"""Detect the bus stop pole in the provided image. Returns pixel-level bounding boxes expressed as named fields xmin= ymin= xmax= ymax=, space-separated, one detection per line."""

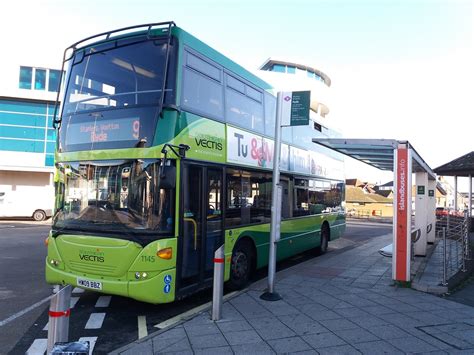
xmin=47 ymin=285 xmax=72 ymax=354
xmin=212 ymin=245 xmax=225 ymax=321
xmin=261 ymin=92 xmax=283 ymax=302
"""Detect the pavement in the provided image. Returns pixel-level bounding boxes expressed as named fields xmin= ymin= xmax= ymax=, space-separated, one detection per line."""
xmin=111 ymin=233 xmax=474 ymax=354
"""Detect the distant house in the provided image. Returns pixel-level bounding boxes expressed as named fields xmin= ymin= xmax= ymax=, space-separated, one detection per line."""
xmin=345 ymin=179 xmax=393 ymax=217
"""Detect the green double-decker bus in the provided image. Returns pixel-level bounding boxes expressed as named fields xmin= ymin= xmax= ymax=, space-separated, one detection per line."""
xmin=46 ymin=22 xmax=346 ymax=304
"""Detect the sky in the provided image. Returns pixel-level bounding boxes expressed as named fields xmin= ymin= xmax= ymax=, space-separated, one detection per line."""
xmin=3 ymin=0 xmax=473 ymax=189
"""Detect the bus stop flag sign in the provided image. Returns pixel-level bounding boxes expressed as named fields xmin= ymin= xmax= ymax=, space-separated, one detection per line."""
xmin=281 ymin=91 xmax=311 ymax=126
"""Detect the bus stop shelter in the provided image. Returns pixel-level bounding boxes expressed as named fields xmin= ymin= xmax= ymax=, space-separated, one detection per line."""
xmin=434 ymin=151 xmax=474 ymax=217
xmin=313 ymin=139 xmax=437 ymax=283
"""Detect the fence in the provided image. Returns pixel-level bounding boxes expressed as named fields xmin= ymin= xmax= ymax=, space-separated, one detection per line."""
xmin=348 ymin=209 xmax=383 ymax=218
xmin=435 ymin=210 xmax=471 ymax=285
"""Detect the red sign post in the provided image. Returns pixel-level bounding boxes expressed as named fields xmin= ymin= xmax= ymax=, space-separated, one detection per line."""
xmin=393 ymin=145 xmax=411 ymax=282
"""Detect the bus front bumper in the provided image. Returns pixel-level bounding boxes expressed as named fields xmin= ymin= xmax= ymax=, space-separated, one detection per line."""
xmin=45 ymin=259 xmax=176 ymax=304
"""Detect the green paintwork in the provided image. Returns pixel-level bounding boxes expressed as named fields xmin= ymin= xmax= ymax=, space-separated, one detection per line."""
xmin=222 ymin=213 xmax=346 ymax=281
xmin=55 ymin=113 xmax=225 ymax=164
xmin=169 ymin=113 xmax=226 ymax=163
xmin=46 ymin=233 xmax=178 ymax=304
xmin=49 ymin=23 xmax=346 ymax=304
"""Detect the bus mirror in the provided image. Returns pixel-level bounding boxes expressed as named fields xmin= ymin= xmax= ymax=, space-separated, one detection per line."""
xmin=159 ymin=166 xmax=176 ymax=189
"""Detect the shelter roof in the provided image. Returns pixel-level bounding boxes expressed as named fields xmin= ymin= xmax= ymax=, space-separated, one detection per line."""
xmin=313 ymin=138 xmax=436 ymax=180
xmin=434 ymin=152 xmax=474 ymax=177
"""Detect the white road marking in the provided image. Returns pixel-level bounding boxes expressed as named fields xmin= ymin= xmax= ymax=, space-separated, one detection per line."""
xmin=138 ymin=315 xmax=148 ymax=339
xmin=0 ymin=294 xmax=53 ymax=327
xmin=70 ymin=296 xmax=80 ymax=308
xmin=72 ymin=287 xmax=85 ymax=294
xmin=154 ymin=291 xmax=239 ymax=329
xmin=26 ymin=338 xmax=47 ymax=354
xmin=43 ymin=322 xmax=48 ymax=331
xmin=95 ymin=295 xmax=111 ymax=308
xmin=78 ymin=336 xmax=98 ymax=355
xmin=85 ymin=313 xmax=106 ymax=329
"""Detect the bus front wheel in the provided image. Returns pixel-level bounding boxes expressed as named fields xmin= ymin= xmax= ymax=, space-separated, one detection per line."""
xmin=228 ymin=240 xmax=253 ymax=290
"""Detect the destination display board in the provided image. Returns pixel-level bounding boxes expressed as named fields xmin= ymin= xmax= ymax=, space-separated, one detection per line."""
xmin=65 ymin=117 xmax=140 ymax=145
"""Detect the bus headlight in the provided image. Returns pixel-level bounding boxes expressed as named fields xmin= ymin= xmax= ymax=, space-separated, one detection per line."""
xmin=50 ymin=259 xmax=59 ymax=267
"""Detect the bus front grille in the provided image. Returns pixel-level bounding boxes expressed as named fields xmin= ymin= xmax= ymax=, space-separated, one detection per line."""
xmin=68 ymin=261 xmax=118 ymax=276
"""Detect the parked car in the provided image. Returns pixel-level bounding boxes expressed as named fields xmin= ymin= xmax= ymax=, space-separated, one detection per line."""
xmin=0 ymin=190 xmax=53 ymax=221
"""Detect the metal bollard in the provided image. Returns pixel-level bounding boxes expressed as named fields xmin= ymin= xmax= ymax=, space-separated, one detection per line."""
xmin=442 ymin=227 xmax=447 ymax=286
xmin=212 ymin=245 xmax=225 ymax=321
xmin=47 ymin=285 xmax=72 ymax=354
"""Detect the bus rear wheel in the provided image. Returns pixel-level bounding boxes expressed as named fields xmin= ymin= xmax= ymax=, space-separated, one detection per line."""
xmin=317 ymin=224 xmax=329 ymax=255
xmin=228 ymin=240 xmax=253 ymax=290
xmin=33 ymin=210 xmax=46 ymax=221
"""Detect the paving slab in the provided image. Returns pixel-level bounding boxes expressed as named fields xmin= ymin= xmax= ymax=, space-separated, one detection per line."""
xmin=111 ymin=233 xmax=474 ymax=354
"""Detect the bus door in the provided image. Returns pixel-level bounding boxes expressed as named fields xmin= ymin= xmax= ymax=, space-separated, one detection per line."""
xmin=177 ymin=163 xmax=223 ymax=295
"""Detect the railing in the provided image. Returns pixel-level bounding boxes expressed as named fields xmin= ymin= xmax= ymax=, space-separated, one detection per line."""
xmin=348 ymin=209 xmax=383 ymax=218
xmin=434 ymin=210 xmax=471 ymax=285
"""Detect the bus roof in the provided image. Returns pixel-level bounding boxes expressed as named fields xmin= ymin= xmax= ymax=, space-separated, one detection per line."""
xmin=64 ymin=22 xmax=273 ymax=93
xmin=171 ymin=26 xmax=273 ymax=92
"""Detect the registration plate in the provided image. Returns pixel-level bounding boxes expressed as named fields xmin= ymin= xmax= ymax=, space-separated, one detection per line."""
xmin=77 ymin=277 xmax=102 ymax=290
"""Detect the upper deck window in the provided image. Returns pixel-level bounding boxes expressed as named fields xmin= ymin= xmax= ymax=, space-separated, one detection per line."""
xmin=181 ymin=50 xmax=224 ymax=121
xmin=59 ymin=37 xmax=177 ymax=152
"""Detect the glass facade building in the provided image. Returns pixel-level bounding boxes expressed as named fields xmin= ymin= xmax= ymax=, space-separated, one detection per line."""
xmin=0 ymin=98 xmax=56 ymax=167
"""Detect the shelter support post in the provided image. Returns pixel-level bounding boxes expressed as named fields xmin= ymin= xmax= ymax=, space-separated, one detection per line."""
xmin=454 ymin=176 xmax=458 ymax=210
xmin=392 ymin=144 xmax=412 ymax=283
xmin=414 ymin=172 xmax=428 ymax=256
xmin=427 ymin=179 xmax=436 ymax=243
xmin=469 ymin=174 xmax=472 ymax=218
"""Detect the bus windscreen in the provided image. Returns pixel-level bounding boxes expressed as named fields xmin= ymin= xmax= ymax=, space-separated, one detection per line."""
xmin=53 ymin=159 xmax=175 ymax=240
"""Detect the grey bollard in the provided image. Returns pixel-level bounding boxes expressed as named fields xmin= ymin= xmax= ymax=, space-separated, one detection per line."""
xmin=47 ymin=285 xmax=72 ymax=354
xmin=212 ymin=245 xmax=225 ymax=321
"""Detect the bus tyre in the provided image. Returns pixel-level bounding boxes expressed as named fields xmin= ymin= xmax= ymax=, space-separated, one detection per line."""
xmin=33 ymin=210 xmax=46 ymax=221
xmin=317 ymin=225 xmax=329 ymax=255
xmin=228 ymin=240 xmax=253 ymax=290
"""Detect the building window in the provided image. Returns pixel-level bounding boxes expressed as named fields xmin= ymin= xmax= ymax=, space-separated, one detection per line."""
xmin=287 ymin=66 xmax=296 ymax=74
xmin=48 ymin=70 xmax=61 ymax=92
xmin=271 ymin=64 xmax=285 ymax=73
xmin=34 ymin=69 xmax=46 ymax=90
xmin=19 ymin=66 xmax=33 ymax=89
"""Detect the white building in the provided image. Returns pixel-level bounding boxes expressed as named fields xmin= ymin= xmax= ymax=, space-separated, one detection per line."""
xmin=0 ymin=63 xmax=61 ymax=220
xmin=257 ymin=58 xmax=337 ymax=138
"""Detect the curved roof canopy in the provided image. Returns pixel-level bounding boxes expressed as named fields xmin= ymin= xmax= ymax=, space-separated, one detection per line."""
xmin=259 ymin=58 xmax=331 ymax=86
xmin=434 ymin=152 xmax=474 ymax=177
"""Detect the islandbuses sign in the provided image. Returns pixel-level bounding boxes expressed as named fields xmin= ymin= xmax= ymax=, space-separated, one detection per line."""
xmin=395 ymin=147 xmax=410 ymax=282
